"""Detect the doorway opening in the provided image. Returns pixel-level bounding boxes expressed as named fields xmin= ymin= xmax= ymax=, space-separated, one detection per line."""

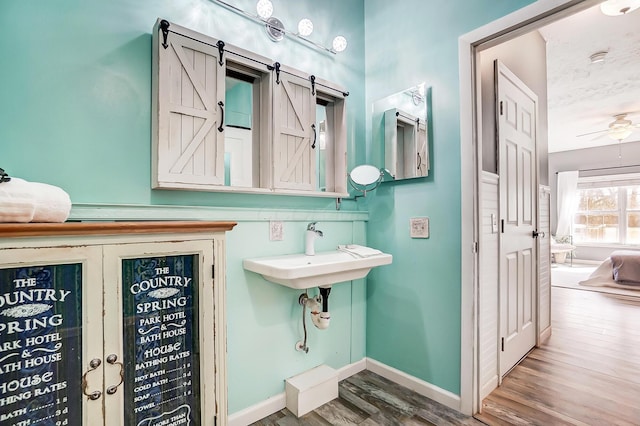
xmin=459 ymin=0 xmax=604 ymax=416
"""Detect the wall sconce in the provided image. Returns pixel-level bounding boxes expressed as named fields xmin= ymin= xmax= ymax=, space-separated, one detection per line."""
xmin=211 ymin=0 xmax=347 ymax=54
xmin=600 ymin=0 xmax=640 ymax=16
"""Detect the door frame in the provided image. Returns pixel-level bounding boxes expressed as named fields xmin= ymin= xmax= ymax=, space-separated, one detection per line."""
xmin=458 ymin=0 xmax=601 ymax=415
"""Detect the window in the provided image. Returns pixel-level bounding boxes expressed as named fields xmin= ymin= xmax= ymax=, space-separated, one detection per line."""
xmin=573 ymin=176 xmax=640 ymax=245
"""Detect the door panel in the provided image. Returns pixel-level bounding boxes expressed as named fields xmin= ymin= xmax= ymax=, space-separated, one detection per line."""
xmin=155 ymin=30 xmax=225 ymax=187
xmin=273 ymin=72 xmax=316 ymax=190
xmin=497 ymin=60 xmax=538 ymax=377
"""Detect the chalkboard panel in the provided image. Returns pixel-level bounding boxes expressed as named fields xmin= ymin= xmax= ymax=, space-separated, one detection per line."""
xmin=122 ymin=255 xmax=200 ymax=426
xmin=0 ymin=264 xmax=83 ymax=426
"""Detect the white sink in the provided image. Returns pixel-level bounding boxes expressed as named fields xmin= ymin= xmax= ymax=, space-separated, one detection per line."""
xmin=243 ymin=249 xmax=392 ymax=289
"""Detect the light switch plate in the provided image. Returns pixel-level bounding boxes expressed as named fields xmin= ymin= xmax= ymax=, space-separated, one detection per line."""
xmin=270 ymin=221 xmax=284 ymax=241
xmin=410 ymin=217 xmax=429 ymax=238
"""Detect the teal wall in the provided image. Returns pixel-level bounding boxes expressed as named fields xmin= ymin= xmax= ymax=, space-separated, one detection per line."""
xmin=0 ymin=0 xmax=365 ymax=210
xmin=363 ymin=0 xmax=534 ymax=395
xmin=0 ymin=0 xmax=367 ymax=415
xmin=225 ymin=81 xmax=253 ymax=129
xmin=0 ymin=0 xmax=542 ymax=416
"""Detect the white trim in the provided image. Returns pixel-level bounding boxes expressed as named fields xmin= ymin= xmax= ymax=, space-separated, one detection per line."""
xmin=481 ymin=171 xmax=499 ymax=184
xmin=365 ymin=358 xmax=461 ymax=411
xmin=227 ymin=358 xmax=366 ymax=426
xmin=70 ymin=203 xmax=368 ymax=222
xmin=228 ymin=392 xmax=286 ymax=426
xmin=227 ymin=358 xmax=461 ymax=424
xmin=337 ymin=357 xmax=367 ymax=381
xmin=459 ymin=0 xmax=602 ymax=416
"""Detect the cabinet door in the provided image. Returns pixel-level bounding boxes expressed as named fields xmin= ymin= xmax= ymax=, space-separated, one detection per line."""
xmin=0 ymin=246 xmax=103 ymax=426
xmin=102 ymin=241 xmax=217 ymax=425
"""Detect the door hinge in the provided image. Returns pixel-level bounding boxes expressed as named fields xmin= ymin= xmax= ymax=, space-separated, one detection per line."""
xmin=501 ymin=337 xmax=505 ymax=352
xmin=212 ymin=264 xmax=215 ymax=279
xmin=499 ymin=101 xmax=504 ymax=116
xmin=473 ymin=241 xmax=479 ymax=253
xmin=501 ymin=219 xmax=505 ymax=233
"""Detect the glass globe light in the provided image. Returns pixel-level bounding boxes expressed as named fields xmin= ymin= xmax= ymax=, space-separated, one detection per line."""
xmin=600 ymin=0 xmax=640 ymax=16
xmin=332 ymin=35 xmax=347 ymax=52
xmin=298 ymin=18 xmax=313 ymax=36
xmin=256 ymin=0 xmax=273 ymax=19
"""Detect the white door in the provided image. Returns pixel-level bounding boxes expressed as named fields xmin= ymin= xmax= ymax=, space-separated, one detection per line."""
xmin=225 ymin=126 xmax=253 ymax=188
xmin=496 ymin=60 xmax=538 ymax=377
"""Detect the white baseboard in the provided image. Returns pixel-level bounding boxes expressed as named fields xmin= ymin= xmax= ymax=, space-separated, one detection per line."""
xmin=228 ymin=392 xmax=286 ymax=426
xmin=337 ymin=358 xmax=367 ymax=381
xmin=228 ymin=357 xmax=460 ymax=425
xmin=366 ymin=358 xmax=461 ymax=411
xmin=228 ymin=358 xmax=366 ymax=426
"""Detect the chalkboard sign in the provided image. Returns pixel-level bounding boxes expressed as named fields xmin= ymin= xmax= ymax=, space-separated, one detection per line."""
xmin=0 ymin=264 xmax=83 ymax=426
xmin=122 ymin=255 xmax=200 ymax=426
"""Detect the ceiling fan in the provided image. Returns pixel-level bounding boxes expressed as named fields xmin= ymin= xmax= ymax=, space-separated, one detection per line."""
xmin=577 ymin=113 xmax=640 ymax=142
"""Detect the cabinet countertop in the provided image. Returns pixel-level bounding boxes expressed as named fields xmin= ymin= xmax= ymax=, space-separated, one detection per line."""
xmin=0 ymin=221 xmax=237 ymax=238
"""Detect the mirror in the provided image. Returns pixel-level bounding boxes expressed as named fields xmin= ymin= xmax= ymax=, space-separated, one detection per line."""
xmin=372 ymin=83 xmax=430 ymax=180
xmin=336 ymin=164 xmax=386 ymax=210
xmin=350 ymin=164 xmax=382 ymax=186
xmin=224 ymin=75 xmax=254 ymax=188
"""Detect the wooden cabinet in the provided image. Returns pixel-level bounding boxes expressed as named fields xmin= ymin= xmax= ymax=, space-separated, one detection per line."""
xmin=0 ymin=221 xmax=235 ymax=425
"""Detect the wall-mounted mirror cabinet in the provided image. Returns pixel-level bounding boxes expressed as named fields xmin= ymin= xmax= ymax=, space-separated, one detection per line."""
xmin=151 ymin=19 xmax=348 ymax=198
xmin=372 ymin=83 xmax=430 ymax=180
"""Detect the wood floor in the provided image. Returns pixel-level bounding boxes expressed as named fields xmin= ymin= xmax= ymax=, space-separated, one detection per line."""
xmin=252 ymin=286 xmax=640 ymax=425
xmin=476 ymin=286 xmax=640 ymax=425
xmin=251 ymin=369 xmax=482 ymax=425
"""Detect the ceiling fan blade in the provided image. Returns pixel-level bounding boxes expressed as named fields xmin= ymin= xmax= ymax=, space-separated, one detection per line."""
xmin=576 ymin=128 xmax=609 ymax=137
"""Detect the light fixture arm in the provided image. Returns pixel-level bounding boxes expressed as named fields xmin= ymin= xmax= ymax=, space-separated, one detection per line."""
xmin=210 ymin=0 xmax=342 ymax=55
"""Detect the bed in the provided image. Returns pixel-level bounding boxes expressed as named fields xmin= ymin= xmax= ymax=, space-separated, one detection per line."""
xmin=579 ymin=250 xmax=640 ymax=289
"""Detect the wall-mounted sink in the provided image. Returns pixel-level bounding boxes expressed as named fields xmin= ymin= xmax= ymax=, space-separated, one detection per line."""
xmin=243 ymin=247 xmax=392 ymax=289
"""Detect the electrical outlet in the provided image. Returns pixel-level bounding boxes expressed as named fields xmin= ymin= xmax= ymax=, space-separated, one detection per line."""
xmin=269 ymin=221 xmax=284 ymax=241
xmin=410 ymin=217 xmax=429 ymax=238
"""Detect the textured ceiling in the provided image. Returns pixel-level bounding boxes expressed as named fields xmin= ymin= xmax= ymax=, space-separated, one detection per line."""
xmin=539 ymin=4 xmax=640 ymax=153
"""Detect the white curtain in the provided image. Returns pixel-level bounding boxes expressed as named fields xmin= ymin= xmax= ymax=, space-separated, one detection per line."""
xmin=556 ymin=171 xmax=579 ymax=236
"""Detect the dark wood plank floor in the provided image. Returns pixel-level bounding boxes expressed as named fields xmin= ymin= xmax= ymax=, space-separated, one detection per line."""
xmin=251 ymin=369 xmax=482 ymax=425
xmin=476 ymin=287 xmax=640 ymax=425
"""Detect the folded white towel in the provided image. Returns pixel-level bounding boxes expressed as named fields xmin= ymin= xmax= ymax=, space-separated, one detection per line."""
xmin=337 ymin=244 xmax=383 ymax=258
xmin=0 ymin=177 xmax=71 ymax=223
xmin=0 ymin=178 xmax=36 ymax=223
xmin=30 ymin=181 xmax=72 ymax=223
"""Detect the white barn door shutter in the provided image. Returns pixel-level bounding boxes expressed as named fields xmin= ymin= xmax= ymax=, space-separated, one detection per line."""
xmin=153 ymin=29 xmax=225 ymax=189
xmin=272 ymin=72 xmax=316 ymax=190
xmin=417 ymin=121 xmax=429 ymax=177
